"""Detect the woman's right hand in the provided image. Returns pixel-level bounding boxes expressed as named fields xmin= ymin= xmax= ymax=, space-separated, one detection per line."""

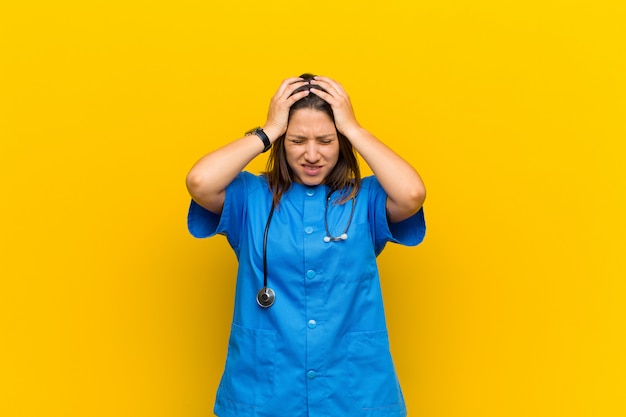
xmin=263 ymin=77 xmax=310 ymax=141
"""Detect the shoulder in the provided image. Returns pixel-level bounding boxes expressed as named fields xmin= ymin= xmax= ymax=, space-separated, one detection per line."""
xmin=235 ymin=171 xmax=266 ymax=185
xmin=359 ymin=175 xmax=383 ymax=194
xmin=223 ymin=172 xmax=271 ymax=213
xmin=230 ymin=171 xmax=269 ymax=195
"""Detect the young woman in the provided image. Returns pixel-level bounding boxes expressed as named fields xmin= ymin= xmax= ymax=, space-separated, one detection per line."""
xmin=186 ymin=74 xmax=426 ymax=417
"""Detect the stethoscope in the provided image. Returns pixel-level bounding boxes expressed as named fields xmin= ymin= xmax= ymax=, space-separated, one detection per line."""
xmin=256 ymin=190 xmax=356 ymax=308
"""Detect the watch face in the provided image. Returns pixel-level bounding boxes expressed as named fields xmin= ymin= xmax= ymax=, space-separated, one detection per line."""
xmin=246 ymin=127 xmax=261 ymax=136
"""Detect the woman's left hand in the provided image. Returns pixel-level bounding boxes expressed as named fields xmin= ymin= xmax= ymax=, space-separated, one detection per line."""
xmin=309 ymin=76 xmax=361 ymax=136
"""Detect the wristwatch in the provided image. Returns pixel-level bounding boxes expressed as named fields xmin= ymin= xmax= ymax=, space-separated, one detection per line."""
xmin=245 ymin=127 xmax=271 ymax=153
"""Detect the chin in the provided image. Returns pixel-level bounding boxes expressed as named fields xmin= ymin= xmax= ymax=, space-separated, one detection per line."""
xmin=302 ymin=179 xmax=324 ymax=186
xmin=295 ymin=174 xmax=324 ymax=186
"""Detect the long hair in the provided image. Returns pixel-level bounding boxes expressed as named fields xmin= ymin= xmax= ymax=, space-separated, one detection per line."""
xmin=264 ymin=74 xmax=361 ymax=207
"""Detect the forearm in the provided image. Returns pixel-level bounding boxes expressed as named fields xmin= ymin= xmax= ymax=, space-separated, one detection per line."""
xmin=345 ymin=126 xmax=426 ymax=222
xmin=185 ymin=133 xmax=268 ymax=214
xmin=186 ymin=78 xmax=308 ymax=214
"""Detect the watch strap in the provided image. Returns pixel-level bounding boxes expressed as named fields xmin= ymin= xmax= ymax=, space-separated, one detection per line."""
xmin=246 ymin=127 xmax=271 ymax=153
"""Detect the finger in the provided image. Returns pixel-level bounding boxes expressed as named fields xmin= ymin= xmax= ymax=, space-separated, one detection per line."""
xmin=283 ymin=79 xmax=309 ymax=97
xmin=310 ymin=83 xmax=341 ymax=102
xmin=275 ymin=77 xmax=307 ymax=98
xmin=312 ymin=75 xmax=342 ymax=89
xmin=312 ymin=76 xmax=347 ymax=98
xmin=286 ymin=88 xmax=310 ymax=105
xmin=277 ymin=81 xmax=310 ymax=103
xmin=308 ymin=86 xmax=336 ymax=104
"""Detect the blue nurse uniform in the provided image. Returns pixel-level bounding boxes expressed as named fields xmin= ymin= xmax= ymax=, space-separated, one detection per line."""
xmin=188 ymin=172 xmax=426 ymax=417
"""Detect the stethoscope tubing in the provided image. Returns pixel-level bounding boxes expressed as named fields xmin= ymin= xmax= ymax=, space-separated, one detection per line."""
xmin=257 ymin=190 xmax=355 ymax=308
xmin=257 ymin=204 xmax=277 ymax=308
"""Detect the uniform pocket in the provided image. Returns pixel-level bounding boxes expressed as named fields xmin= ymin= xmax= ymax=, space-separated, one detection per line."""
xmin=346 ymin=330 xmax=402 ymax=409
xmin=335 ymin=224 xmax=377 ymax=282
xmin=220 ymin=323 xmax=277 ymax=408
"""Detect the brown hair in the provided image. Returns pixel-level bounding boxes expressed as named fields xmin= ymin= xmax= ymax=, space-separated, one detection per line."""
xmin=264 ymin=74 xmax=361 ymax=207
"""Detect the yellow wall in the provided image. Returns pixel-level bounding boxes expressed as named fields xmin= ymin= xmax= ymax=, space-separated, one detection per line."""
xmin=1 ymin=1 xmax=625 ymax=416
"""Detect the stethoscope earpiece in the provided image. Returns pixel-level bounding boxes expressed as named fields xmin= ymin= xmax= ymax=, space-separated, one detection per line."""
xmin=256 ymin=287 xmax=275 ymax=308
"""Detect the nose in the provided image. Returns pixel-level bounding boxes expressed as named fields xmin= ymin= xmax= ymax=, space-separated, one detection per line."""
xmin=304 ymin=141 xmax=320 ymax=162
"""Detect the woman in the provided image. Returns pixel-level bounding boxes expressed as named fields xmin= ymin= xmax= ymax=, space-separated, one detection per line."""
xmin=186 ymin=74 xmax=426 ymax=417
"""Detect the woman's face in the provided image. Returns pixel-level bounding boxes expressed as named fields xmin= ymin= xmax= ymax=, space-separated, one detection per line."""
xmin=284 ymin=108 xmax=340 ymax=186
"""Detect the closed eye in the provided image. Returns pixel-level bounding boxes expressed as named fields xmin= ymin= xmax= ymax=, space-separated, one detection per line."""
xmin=286 ymin=134 xmax=337 ymax=145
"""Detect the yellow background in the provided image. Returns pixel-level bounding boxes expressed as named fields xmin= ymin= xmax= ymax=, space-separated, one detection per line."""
xmin=1 ymin=1 xmax=625 ymax=416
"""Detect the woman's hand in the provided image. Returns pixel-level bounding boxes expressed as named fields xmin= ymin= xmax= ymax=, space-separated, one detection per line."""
xmin=309 ymin=76 xmax=361 ymax=136
xmin=263 ymin=77 xmax=310 ymax=141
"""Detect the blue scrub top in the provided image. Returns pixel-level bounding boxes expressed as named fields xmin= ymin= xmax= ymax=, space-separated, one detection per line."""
xmin=188 ymin=172 xmax=425 ymax=417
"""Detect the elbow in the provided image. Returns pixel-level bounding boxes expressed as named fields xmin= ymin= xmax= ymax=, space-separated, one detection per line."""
xmin=185 ymin=171 xmax=202 ymax=196
xmin=407 ymin=184 xmax=426 ymax=214
xmin=186 ymin=169 xmax=212 ymax=200
xmin=388 ymin=185 xmax=426 ymax=223
xmin=185 ymin=169 xmax=225 ymax=214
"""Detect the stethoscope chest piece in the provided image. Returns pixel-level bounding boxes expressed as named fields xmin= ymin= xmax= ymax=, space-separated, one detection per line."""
xmin=256 ymin=287 xmax=275 ymax=308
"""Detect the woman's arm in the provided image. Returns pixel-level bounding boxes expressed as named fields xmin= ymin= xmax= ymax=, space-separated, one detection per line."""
xmin=186 ymin=78 xmax=309 ymax=214
xmin=310 ymin=77 xmax=426 ymax=223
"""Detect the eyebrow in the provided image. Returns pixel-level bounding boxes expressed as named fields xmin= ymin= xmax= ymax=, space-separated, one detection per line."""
xmin=287 ymin=133 xmax=337 ymax=139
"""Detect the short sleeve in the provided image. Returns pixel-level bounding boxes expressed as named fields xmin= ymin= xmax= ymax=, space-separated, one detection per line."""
xmin=187 ymin=172 xmax=257 ymax=253
xmin=187 ymin=199 xmax=222 ymax=238
xmin=364 ymin=176 xmax=426 ymax=256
